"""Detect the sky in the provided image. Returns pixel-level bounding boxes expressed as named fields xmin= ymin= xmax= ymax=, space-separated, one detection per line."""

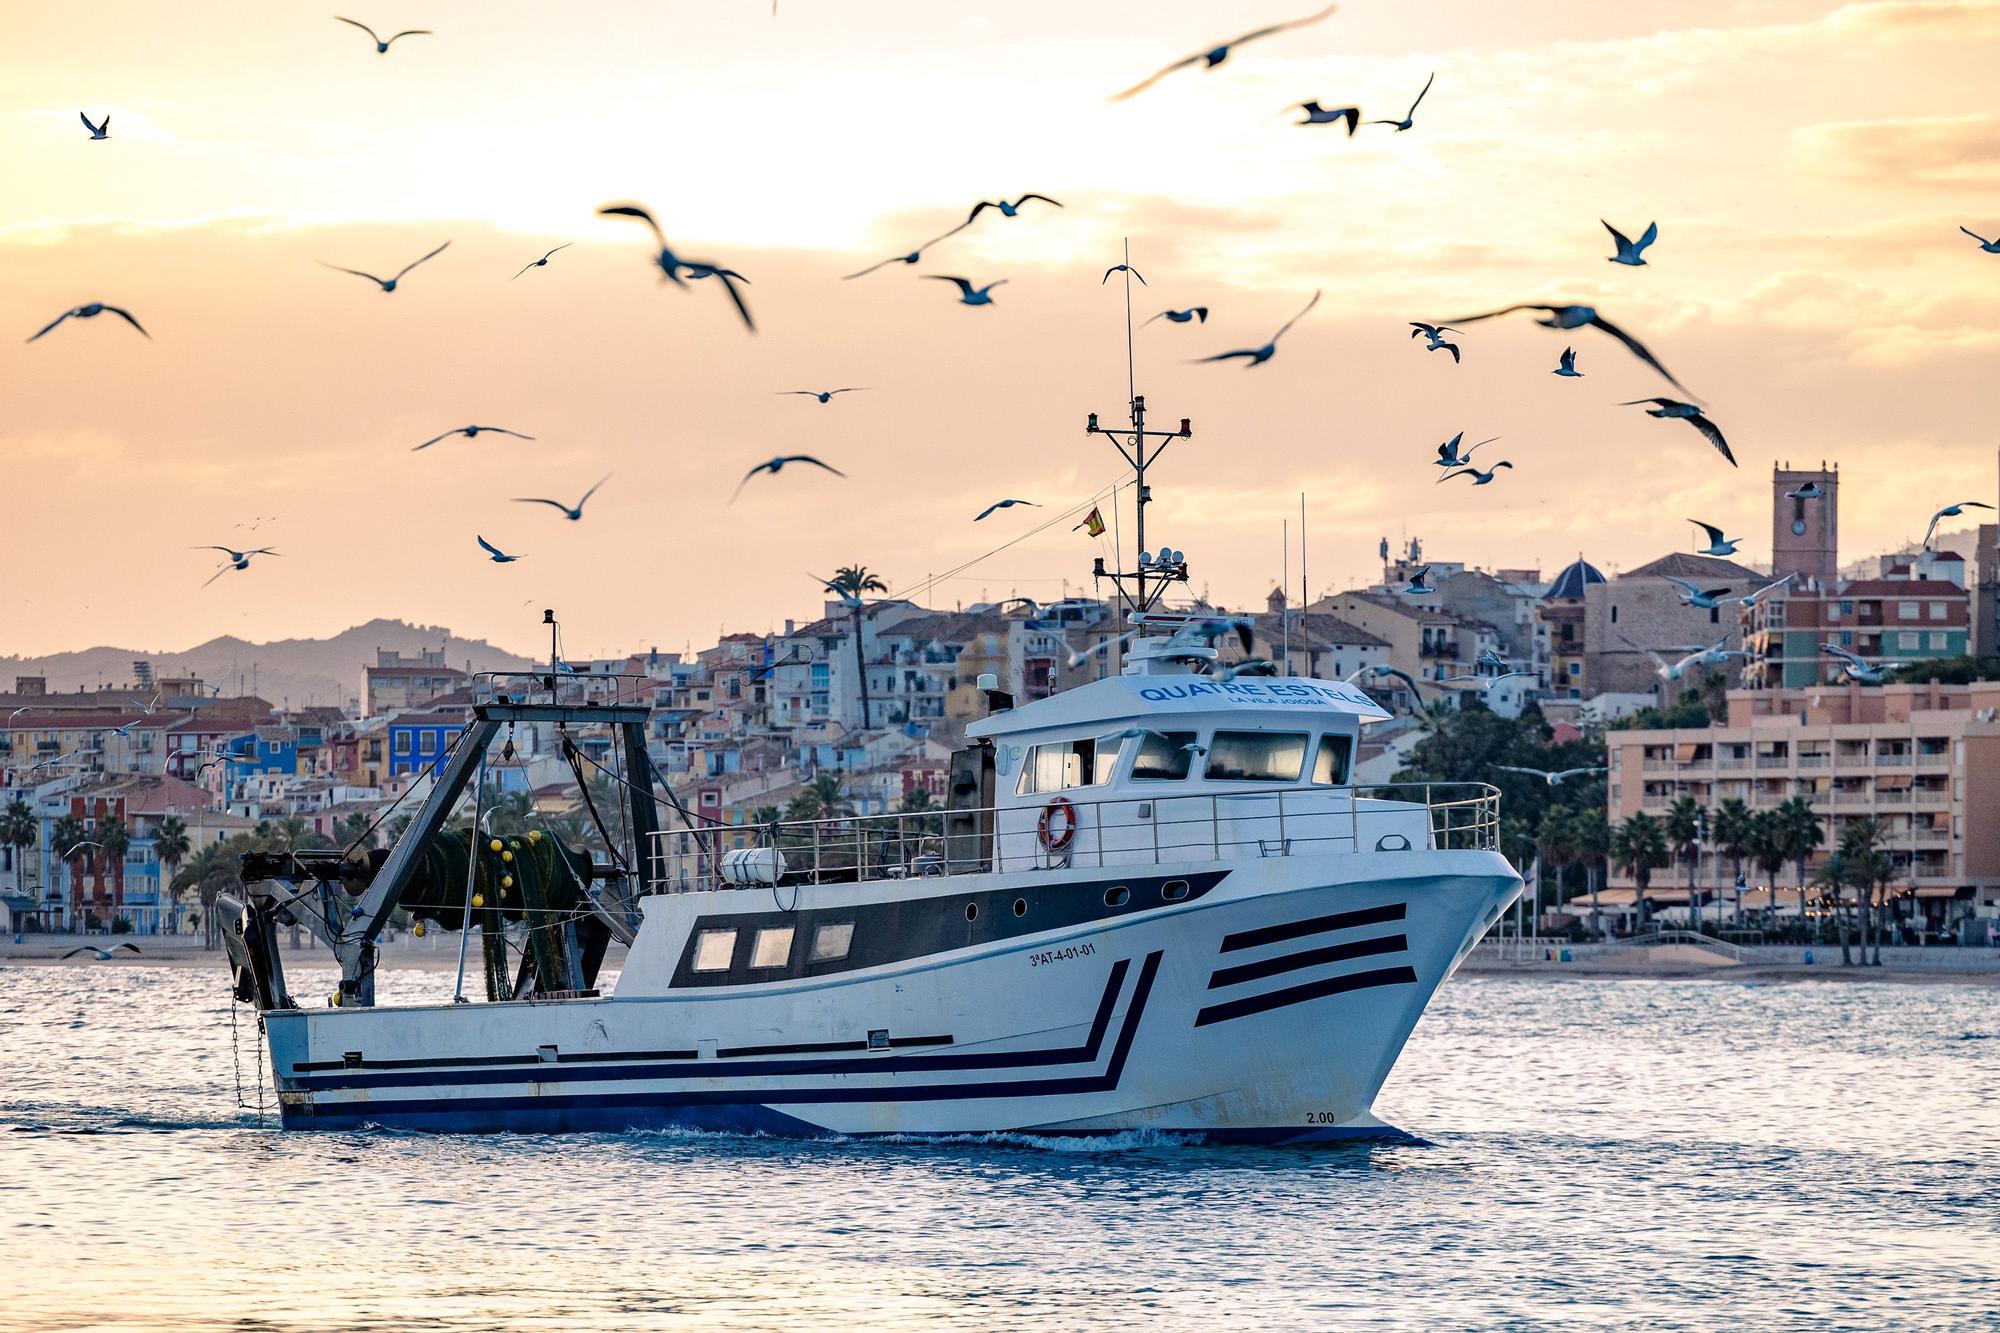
xmin=4 ymin=0 xmax=1999 ymax=661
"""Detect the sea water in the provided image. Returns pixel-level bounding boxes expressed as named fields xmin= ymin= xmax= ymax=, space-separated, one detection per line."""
xmin=1 ymin=964 xmax=1993 ymax=1331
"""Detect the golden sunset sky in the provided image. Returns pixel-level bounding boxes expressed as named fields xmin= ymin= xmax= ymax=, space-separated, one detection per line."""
xmin=4 ymin=0 xmax=1998 ymax=660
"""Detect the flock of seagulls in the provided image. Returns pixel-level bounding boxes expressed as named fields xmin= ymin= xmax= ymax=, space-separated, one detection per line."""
xmin=27 ymin=7 xmax=1995 ymax=699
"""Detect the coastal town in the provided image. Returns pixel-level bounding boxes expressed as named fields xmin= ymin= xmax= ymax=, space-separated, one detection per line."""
xmin=4 ymin=460 xmax=1995 ymax=953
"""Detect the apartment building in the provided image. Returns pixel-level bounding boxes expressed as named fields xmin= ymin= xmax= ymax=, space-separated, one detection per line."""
xmin=1605 ymin=680 xmax=2000 ymax=923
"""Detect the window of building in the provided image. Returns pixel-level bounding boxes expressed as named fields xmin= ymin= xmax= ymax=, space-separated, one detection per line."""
xmin=1610 ymin=605 xmax=1619 ymax=624
xmin=1840 ymin=601 xmax=1853 ymax=615
xmin=1930 ymin=602 xmax=1947 ymax=621
xmin=1130 ymin=731 xmax=1199 ymax=782
xmin=1898 ymin=601 xmax=1919 ymax=619
xmin=392 ymin=731 xmax=411 ymax=755
xmin=692 ymin=929 xmax=736 ymax=972
xmin=1205 ymin=731 xmax=1308 ymax=782
xmin=1929 ymin=632 xmax=1947 ymax=650
xmin=1311 ymin=735 xmax=1353 ymax=786
xmin=1709 ymin=607 xmax=1720 ymax=624
xmin=1017 ymin=734 xmax=1127 ymax=794
xmin=1899 ymin=632 xmax=1919 ymax=650
xmin=749 ymin=926 xmax=794 ymax=969
xmin=799 ymin=920 xmax=853 ymax=964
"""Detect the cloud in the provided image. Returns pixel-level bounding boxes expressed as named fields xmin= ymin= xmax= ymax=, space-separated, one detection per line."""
xmin=1792 ymin=114 xmax=2000 ymax=189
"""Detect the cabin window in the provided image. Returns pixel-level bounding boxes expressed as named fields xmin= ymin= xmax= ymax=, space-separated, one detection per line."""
xmin=1205 ymin=731 xmax=1308 ymax=782
xmin=1311 ymin=734 xmax=1354 ymax=786
xmin=692 ymin=928 xmax=736 ymax=972
xmin=750 ymin=926 xmax=794 ymax=969
xmin=1016 ymin=734 xmax=1126 ymax=795
xmin=809 ymin=921 xmax=854 ymax=963
xmin=1130 ymin=731 xmax=1198 ymax=782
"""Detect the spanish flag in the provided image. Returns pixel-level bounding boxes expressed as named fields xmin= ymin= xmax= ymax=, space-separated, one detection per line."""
xmin=1074 ymin=507 xmax=1105 ymax=537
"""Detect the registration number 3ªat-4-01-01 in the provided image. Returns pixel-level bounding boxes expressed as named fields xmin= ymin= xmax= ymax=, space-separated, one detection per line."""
xmin=1028 ymin=942 xmax=1096 ymax=968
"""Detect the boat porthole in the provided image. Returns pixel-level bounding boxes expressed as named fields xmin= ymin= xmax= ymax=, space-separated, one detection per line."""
xmin=1012 ymin=897 xmax=1027 ymax=918
xmin=1104 ymin=885 xmax=1130 ymax=908
xmin=1162 ymin=879 xmax=1190 ymax=902
xmin=965 ymin=902 xmax=979 ymax=922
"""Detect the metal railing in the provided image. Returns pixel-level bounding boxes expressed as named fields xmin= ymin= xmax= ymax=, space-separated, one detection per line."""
xmin=646 ymin=782 xmax=1501 ymax=894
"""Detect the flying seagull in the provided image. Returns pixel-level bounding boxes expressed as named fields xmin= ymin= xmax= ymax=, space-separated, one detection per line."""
xmin=80 ymin=111 xmax=109 ymax=140
xmin=1921 ymin=500 xmax=1994 ymax=550
xmin=60 ymin=943 xmax=142 ymax=960
xmin=734 ymin=455 xmax=846 ymax=500
xmin=130 ymin=690 xmax=161 ymax=716
xmin=1623 ymin=398 xmax=1735 ymax=466
xmin=27 ymin=303 xmax=149 ymax=342
xmin=1494 ymin=764 xmax=1608 ymax=787
xmin=967 ymin=194 xmax=1063 ymax=223
xmin=1820 ymin=642 xmax=1884 ymax=684
xmin=1370 ymin=71 xmax=1434 ymax=131
xmin=319 ymin=240 xmax=450 ymax=292
xmin=476 ymin=536 xmax=523 ymax=563
xmin=334 ymin=16 xmax=431 ymax=52
xmin=513 ymin=475 xmax=610 ymax=522
xmin=1111 ymin=4 xmax=1338 ymax=101
xmin=1102 ymin=264 xmax=1148 ymax=286
xmin=1344 ymin=663 xmax=1424 ymax=697
xmin=1292 ymin=102 xmax=1360 ymax=133
xmin=1401 ymin=565 xmax=1435 ymax=595
xmin=1197 ymin=290 xmax=1320 ymax=367
xmin=1552 ymin=346 xmax=1582 ymax=377
xmin=1664 ymin=572 xmax=1793 ymax=610
xmin=841 ymin=220 xmax=967 ymax=279
xmin=1439 ymin=460 xmax=1512 ymax=486
xmin=1067 ymin=628 xmax=1145 ymax=669
xmin=926 ymin=276 xmax=1006 ymax=306
xmin=412 ymin=424 xmax=534 ymax=451
xmin=597 ymin=203 xmax=754 ymax=331
xmin=1604 ymin=220 xmax=1658 ymax=266
xmin=781 ymin=388 xmax=867 ymax=403
xmin=1145 ymin=307 xmax=1209 ymax=325
xmin=1958 ymin=226 xmax=2000 ymax=254
xmin=1689 ymin=519 xmax=1742 ymax=556
xmin=975 ymin=499 xmax=1040 ymax=521
xmin=1787 ymin=481 xmax=1825 ymax=501
xmin=511 ymin=243 xmax=571 ymax=279
xmin=1434 ymin=433 xmax=1498 ymax=469
xmin=196 ymin=546 xmax=278 ymax=587
xmin=1439 ymin=302 xmax=1691 ymax=396
xmin=1173 ymin=616 xmax=1258 ymax=655
xmin=1410 ymin=321 xmax=1460 ymax=362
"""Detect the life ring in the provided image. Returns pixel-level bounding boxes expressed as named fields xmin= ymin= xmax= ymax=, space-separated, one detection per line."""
xmin=1038 ymin=795 xmax=1077 ymax=853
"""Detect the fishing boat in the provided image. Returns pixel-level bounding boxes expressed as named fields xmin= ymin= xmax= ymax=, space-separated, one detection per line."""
xmin=220 ymin=395 xmax=1521 ymax=1142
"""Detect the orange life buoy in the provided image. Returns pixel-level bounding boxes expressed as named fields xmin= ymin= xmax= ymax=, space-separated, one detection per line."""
xmin=1038 ymin=795 xmax=1077 ymax=853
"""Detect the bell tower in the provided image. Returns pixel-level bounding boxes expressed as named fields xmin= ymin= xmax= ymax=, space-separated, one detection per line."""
xmin=1771 ymin=462 xmax=1838 ymax=587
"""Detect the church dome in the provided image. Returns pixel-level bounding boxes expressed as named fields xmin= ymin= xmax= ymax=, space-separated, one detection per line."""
xmin=1543 ymin=557 xmax=1605 ymax=601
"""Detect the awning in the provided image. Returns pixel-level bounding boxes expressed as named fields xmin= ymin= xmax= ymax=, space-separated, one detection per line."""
xmin=1915 ymin=885 xmax=1965 ymax=899
xmin=1675 ymin=743 xmax=1700 ymax=762
xmin=1875 ymin=773 xmax=1913 ymax=790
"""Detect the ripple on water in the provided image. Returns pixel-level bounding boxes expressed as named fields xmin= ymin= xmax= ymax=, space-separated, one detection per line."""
xmin=0 ymin=966 xmax=1995 ymax=1331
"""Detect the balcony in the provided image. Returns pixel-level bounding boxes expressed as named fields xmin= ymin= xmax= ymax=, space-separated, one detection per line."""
xmin=1794 ymin=754 xmax=1828 ymax=768
xmin=1916 ymin=752 xmax=1951 ymax=769
xmin=1754 ymin=755 xmax=1789 ymax=770
xmin=1831 ymin=790 xmax=1875 ymax=807
xmin=1913 ymin=790 xmax=1951 ymax=809
xmin=1715 ymin=757 xmax=1749 ymax=771
xmin=1875 ymin=752 xmax=1911 ymax=766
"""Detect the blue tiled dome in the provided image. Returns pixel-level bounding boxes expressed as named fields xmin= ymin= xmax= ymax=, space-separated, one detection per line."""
xmin=1544 ymin=557 xmax=1605 ymax=601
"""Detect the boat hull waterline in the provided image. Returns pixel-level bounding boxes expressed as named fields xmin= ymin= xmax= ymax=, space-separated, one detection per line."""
xmin=264 ymin=853 xmax=1520 ymax=1142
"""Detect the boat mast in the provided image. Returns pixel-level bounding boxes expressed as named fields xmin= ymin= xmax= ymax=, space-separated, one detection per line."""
xmin=1087 ymin=239 xmax=1193 ymax=619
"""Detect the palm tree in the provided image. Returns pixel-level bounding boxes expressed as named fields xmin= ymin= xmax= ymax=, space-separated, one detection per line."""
xmin=1535 ymin=804 xmax=1575 ymax=923
xmin=50 ymin=813 xmax=90 ymax=930
xmin=0 ymin=799 xmax=36 ymax=906
xmin=1747 ymin=809 xmax=1789 ymax=930
xmin=807 ymin=771 xmax=852 ymax=819
xmin=1810 ymin=852 xmax=1855 ymax=964
xmin=822 ymin=565 xmax=888 ymax=730
xmin=1571 ymin=806 xmax=1612 ymax=937
xmin=96 ymin=815 xmax=131 ymax=931
xmin=271 ymin=814 xmax=310 ymax=850
xmin=154 ymin=815 xmax=191 ymax=934
xmin=1664 ymin=795 xmax=1706 ymax=932
xmin=1774 ymin=797 xmax=1825 ymax=925
xmin=336 ymin=810 xmax=377 ymax=850
xmin=1839 ymin=818 xmax=1891 ymax=966
xmin=1711 ymin=797 xmax=1753 ymax=927
xmin=1613 ymin=812 xmax=1670 ymax=930
xmin=171 ymin=840 xmax=239 ymax=949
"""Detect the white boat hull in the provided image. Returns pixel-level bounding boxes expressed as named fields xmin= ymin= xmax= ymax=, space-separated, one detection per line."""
xmin=265 ymin=850 xmax=1519 ymax=1142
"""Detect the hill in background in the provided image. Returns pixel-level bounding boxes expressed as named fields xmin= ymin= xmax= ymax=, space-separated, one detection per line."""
xmin=0 ymin=619 xmax=534 ymax=710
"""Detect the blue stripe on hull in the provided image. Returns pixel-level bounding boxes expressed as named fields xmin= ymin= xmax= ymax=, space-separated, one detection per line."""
xmin=280 ymin=1095 xmax=1417 ymax=1145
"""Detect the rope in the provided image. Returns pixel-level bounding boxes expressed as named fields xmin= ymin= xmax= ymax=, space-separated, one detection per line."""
xmin=338 ymin=724 xmax=472 ymax=860
xmin=892 ymin=476 xmax=1128 ymax=609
